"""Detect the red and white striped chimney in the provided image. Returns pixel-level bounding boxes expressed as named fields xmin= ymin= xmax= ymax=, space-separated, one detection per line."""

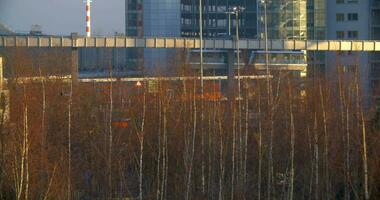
xmin=85 ymin=0 xmax=92 ymax=37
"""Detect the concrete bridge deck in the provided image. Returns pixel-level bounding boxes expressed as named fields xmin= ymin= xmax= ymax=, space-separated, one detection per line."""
xmin=1 ymin=36 xmax=380 ymax=51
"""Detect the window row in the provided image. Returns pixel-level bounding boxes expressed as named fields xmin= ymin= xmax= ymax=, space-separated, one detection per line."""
xmin=336 ymin=30 xmax=359 ymax=39
xmin=336 ymin=0 xmax=359 ymax=4
xmin=336 ymin=13 xmax=358 ymax=21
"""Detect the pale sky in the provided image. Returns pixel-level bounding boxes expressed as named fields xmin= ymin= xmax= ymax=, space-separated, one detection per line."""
xmin=0 ymin=0 xmax=125 ymax=36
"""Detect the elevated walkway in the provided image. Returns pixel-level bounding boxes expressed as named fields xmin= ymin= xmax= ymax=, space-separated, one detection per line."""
xmin=0 ymin=36 xmax=380 ymax=51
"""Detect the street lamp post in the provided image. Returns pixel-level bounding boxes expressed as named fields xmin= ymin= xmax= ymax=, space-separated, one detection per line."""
xmin=260 ymin=0 xmax=270 ymax=79
xmin=199 ymin=0 xmax=204 ymax=97
xmin=231 ymin=6 xmax=244 ymax=99
xmin=225 ymin=10 xmax=234 ymax=36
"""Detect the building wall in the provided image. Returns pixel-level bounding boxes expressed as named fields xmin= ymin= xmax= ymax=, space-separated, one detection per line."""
xmin=143 ymin=0 xmax=181 ymax=73
xmin=125 ymin=0 xmax=144 ymax=73
xmin=180 ymin=0 xmax=258 ymax=38
xmin=307 ymin=0 xmax=326 ymax=76
xmin=371 ymin=0 xmax=380 ymax=106
xmin=0 ymin=48 xmax=72 ymax=78
xmin=259 ymin=0 xmax=307 ymax=40
xmin=326 ymin=0 xmax=370 ymax=101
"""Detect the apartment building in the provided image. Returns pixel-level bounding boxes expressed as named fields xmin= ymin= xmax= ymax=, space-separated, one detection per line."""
xmin=371 ymin=0 xmax=380 ymax=107
xmin=326 ymin=0 xmax=372 ymax=104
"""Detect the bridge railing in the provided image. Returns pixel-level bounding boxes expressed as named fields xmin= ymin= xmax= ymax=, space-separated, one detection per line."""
xmin=1 ymin=36 xmax=380 ymax=51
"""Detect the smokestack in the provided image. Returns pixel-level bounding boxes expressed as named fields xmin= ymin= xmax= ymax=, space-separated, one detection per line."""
xmin=85 ymin=0 xmax=92 ymax=37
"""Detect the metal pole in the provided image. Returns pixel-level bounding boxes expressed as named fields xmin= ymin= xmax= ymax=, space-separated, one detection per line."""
xmin=228 ymin=14 xmax=231 ymax=36
xmin=263 ymin=2 xmax=269 ymax=78
xmin=0 ymin=56 xmax=3 ymax=91
xmin=236 ymin=10 xmax=241 ymax=99
xmin=199 ymin=0 xmax=204 ymax=96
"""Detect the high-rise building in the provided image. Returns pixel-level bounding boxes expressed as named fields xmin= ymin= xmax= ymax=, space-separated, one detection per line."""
xmin=326 ymin=0 xmax=371 ymax=103
xmin=307 ymin=0 xmax=326 ymax=76
xmin=125 ymin=0 xmax=181 ymax=74
xmin=124 ymin=0 xmax=378 ymax=105
xmin=180 ymin=1 xmax=258 ymax=38
xmin=125 ymin=0 xmax=144 ymax=72
xmin=260 ymin=0 xmax=308 ymax=40
xmin=180 ymin=0 xmax=308 ymax=40
xmin=371 ymin=0 xmax=380 ymax=107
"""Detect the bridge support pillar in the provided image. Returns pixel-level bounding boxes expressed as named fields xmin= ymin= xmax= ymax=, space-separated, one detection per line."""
xmin=0 ymin=56 xmax=9 ymax=122
xmin=0 ymin=56 xmax=3 ymax=91
xmin=227 ymin=49 xmax=235 ymax=101
xmin=71 ymin=48 xmax=79 ymax=83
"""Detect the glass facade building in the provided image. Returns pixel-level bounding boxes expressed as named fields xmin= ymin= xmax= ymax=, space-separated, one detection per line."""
xmin=180 ymin=0 xmax=308 ymax=40
xmin=125 ymin=0 xmax=181 ymax=73
xmin=180 ymin=0 xmax=258 ymax=38
xmin=371 ymin=0 xmax=380 ymax=105
xmin=124 ymin=0 xmax=322 ymax=75
xmin=143 ymin=0 xmax=181 ymax=71
xmin=125 ymin=0 xmax=144 ymax=72
xmin=259 ymin=0 xmax=307 ymax=40
xmin=307 ymin=0 xmax=326 ymax=76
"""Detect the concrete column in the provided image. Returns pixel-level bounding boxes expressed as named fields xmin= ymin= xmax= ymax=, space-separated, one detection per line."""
xmin=0 ymin=56 xmax=9 ymax=122
xmin=71 ymin=48 xmax=79 ymax=82
xmin=227 ymin=49 xmax=235 ymax=100
xmin=0 ymin=56 xmax=3 ymax=91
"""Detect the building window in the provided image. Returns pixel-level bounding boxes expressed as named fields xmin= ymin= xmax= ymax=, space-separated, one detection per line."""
xmin=336 ymin=13 xmax=345 ymax=21
xmin=336 ymin=31 xmax=345 ymax=39
xmin=347 ymin=13 xmax=358 ymax=21
xmin=347 ymin=31 xmax=359 ymax=39
xmin=336 ymin=0 xmax=344 ymax=3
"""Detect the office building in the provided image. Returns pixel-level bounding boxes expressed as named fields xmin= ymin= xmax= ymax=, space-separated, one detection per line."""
xmin=125 ymin=0 xmax=181 ymax=74
xmin=326 ymin=0 xmax=371 ymax=104
xmin=371 ymin=0 xmax=380 ymax=107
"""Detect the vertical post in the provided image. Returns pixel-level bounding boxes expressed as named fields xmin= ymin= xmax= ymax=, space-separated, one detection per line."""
xmin=263 ymin=2 xmax=269 ymax=79
xmin=71 ymin=48 xmax=79 ymax=83
xmin=199 ymin=0 xmax=204 ymax=96
xmin=227 ymin=49 xmax=235 ymax=100
xmin=199 ymin=0 xmax=206 ymax=195
xmin=236 ymin=10 xmax=241 ymax=100
xmin=0 ymin=56 xmax=3 ymax=91
xmin=0 ymin=56 xmax=9 ymax=123
xmin=228 ymin=14 xmax=231 ymax=36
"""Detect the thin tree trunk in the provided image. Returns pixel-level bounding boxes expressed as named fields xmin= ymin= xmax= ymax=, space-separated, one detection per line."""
xmin=185 ymin=80 xmax=197 ymax=200
xmin=162 ymin=89 xmax=169 ymax=200
xmin=108 ymin=69 xmax=113 ymax=197
xmin=354 ymin=66 xmax=369 ymax=200
xmin=161 ymin=100 xmax=167 ymax=200
xmin=23 ymin=88 xmax=29 ymax=200
xmin=258 ymin=84 xmax=263 ymax=200
xmin=139 ymin=87 xmax=146 ymax=200
xmin=67 ymin=76 xmax=73 ymax=200
xmin=43 ymin=163 xmax=58 ymax=200
xmin=307 ymin=125 xmax=314 ymax=199
xmin=208 ymin=106 xmax=212 ymax=199
xmin=267 ymin=78 xmax=275 ymax=200
xmin=288 ymin=79 xmax=295 ymax=200
xmin=243 ymin=80 xmax=249 ymax=198
xmin=218 ymin=100 xmax=224 ymax=200
xmin=360 ymin=107 xmax=369 ymax=200
xmin=39 ymin=67 xmax=46 ymax=198
xmin=231 ymin=102 xmax=236 ymax=200
xmin=156 ymin=91 xmax=162 ymax=200
xmin=319 ymin=81 xmax=330 ymax=199
xmin=313 ymin=113 xmax=319 ymax=200
xmin=337 ymin=61 xmax=351 ymax=200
